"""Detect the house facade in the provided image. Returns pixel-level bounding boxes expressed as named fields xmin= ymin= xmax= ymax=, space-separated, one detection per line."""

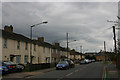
xmin=1 ymin=25 xmax=74 ymax=64
xmin=2 ymin=25 xmax=52 ymax=64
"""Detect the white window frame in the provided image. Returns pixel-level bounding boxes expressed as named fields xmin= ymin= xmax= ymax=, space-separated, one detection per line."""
xmin=17 ymin=41 xmax=20 ymax=49
xmin=3 ymin=38 xmax=7 ymax=48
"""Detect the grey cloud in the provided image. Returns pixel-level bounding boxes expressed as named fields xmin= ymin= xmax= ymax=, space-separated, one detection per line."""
xmin=2 ymin=2 xmax=117 ymax=52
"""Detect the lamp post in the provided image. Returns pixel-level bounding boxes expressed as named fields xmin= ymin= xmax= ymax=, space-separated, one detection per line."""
xmin=117 ymin=16 xmax=120 ymax=68
xmin=30 ymin=21 xmax=48 ymax=64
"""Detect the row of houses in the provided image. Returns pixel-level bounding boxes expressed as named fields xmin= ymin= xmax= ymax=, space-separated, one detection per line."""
xmin=1 ymin=25 xmax=85 ymax=64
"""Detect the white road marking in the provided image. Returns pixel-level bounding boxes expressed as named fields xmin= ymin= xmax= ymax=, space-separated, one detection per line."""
xmin=57 ymin=77 xmax=63 ymax=80
xmin=75 ymin=70 xmax=79 ymax=72
xmin=79 ymin=68 xmax=83 ymax=70
xmin=65 ymin=72 xmax=73 ymax=76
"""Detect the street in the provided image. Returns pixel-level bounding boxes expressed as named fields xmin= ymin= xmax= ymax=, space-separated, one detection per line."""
xmin=24 ymin=62 xmax=104 ymax=80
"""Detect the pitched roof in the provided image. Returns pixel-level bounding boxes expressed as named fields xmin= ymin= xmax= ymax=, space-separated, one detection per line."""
xmin=2 ymin=30 xmax=32 ymax=43
xmin=96 ymin=52 xmax=105 ymax=56
xmin=70 ymin=52 xmax=82 ymax=55
xmin=1 ymin=29 xmax=67 ymax=49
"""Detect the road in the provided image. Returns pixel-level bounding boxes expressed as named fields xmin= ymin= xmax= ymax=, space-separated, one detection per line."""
xmin=24 ymin=62 xmax=105 ymax=80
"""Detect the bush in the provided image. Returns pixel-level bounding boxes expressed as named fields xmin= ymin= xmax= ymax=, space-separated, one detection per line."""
xmin=111 ymin=55 xmax=117 ymax=61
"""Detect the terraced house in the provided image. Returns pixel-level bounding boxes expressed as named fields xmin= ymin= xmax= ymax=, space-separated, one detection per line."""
xmin=1 ymin=25 xmax=74 ymax=65
xmin=1 ymin=25 xmax=53 ymax=64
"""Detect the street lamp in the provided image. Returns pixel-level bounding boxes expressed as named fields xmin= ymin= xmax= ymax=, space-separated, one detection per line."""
xmin=30 ymin=21 xmax=48 ymax=64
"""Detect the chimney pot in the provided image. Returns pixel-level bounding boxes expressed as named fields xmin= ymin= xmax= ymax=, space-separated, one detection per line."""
xmin=38 ymin=37 xmax=44 ymax=42
xmin=4 ymin=25 xmax=13 ymax=33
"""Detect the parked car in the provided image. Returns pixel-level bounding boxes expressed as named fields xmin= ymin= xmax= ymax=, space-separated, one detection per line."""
xmin=88 ymin=59 xmax=92 ymax=63
xmin=66 ymin=60 xmax=75 ymax=68
xmin=80 ymin=60 xmax=86 ymax=64
xmin=91 ymin=59 xmax=95 ymax=62
xmin=84 ymin=59 xmax=89 ymax=64
xmin=16 ymin=64 xmax=25 ymax=72
xmin=2 ymin=61 xmax=17 ymax=72
xmin=56 ymin=61 xmax=69 ymax=70
xmin=0 ymin=65 xmax=8 ymax=74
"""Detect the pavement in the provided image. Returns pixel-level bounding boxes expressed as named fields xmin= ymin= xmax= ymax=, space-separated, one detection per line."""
xmin=105 ymin=62 xmax=120 ymax=80
xmin=2 ymin=67 xmax=56 ymax=79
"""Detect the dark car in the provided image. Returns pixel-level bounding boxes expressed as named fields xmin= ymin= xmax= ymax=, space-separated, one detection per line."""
xmin=56 ymin=61 xmax=69 ymax=70
xmin=0 ymin=65 xmax=8 ymax=74
xmin=67 ymin=60 xmax=75 ymax=68
xmin=2 ymin=61 xmax=17 ymax=72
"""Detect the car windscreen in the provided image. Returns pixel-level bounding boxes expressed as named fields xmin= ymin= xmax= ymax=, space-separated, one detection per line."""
xmin=3 ymin=61 xmax=15 ymax=65
xmin=58 ymin=61 xmax=67 ymax=64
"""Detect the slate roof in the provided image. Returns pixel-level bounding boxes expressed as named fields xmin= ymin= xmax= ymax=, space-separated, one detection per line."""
xmin=70 ymin=52 xmax=82 ymax=55
xmin=2 ymin=30 xmax=32 ymax=43
xmin=1 ymin=29 xmax=71 ymax=51
xmin=96 ymin=52 xmax=105 ymax=56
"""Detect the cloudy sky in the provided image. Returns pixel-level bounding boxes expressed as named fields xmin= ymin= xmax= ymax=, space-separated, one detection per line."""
xmin=2 ymin=1 xmax=118 ymax=53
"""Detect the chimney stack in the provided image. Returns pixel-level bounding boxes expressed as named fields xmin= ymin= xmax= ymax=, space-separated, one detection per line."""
xmin=38 ymin=37 xmax=44 ymax=42
xmin=4 ymin=25 xmax=13 ymax=33
xmin=54 ymin=43 xmax=60 ymax=47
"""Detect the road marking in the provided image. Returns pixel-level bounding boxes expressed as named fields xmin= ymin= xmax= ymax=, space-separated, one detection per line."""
xmin=65 ymin=72 xmax=73 ymax=77
xmin=79 ymin=68 xmax=83 ymax=70
xmin=57 ymin=77 xmax=63 ymax=80
xmin=75 ymin=70 xmax=79 ymax=72
xmin=102 ymin=66 xmax=107 ymax=80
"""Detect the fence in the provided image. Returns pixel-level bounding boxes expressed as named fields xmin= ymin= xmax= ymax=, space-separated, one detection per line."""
xmin=24 ymin=63 xmax=56 ymax=72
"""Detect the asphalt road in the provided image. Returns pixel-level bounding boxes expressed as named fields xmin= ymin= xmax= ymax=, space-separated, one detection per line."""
xmin=24 ymin=61 xmax=105 ymax=80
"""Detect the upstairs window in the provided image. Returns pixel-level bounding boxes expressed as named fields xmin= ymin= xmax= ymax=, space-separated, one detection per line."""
xmin=34 ymin=44 xmax=36 ymax=51
xmin=52 ymin=49 xmax=54 ymax=54
xmin=17 ymin=41 xmax=20 ymax=49
xmin=25 ymin=42 xmax=28 ymax=50
xmin=56 ymin=49 xmax=58 ymax=54
xmin=49 ymin=48 xmax=50 ymax=54
xmin=43 ymin=47 xmax=45 ymax=53
xmin=3 ymin=38 xmax=7 ymax=48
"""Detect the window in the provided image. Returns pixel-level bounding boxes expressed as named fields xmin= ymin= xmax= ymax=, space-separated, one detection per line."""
xmin=43 ymin=47 xmax=45 ymax=53
xmin=34 ymin=44 xmax=36 ymax=51
xmin=52 ymin=58 xmax=54 ymax=63
xmin=56 ymin=49 xmax=58 ymax=54
xmin=25 ymin=42 xmax=28 ymax=50
xmin=52 ymin=49 xmax=54 ymax=54
xmin=3 ymin=38 xmax=7 ymax=48
xmin=16 ymin=55 xmax=21 ymax=64
xmin=49 ymin=48 xmax=50 ymax=54
xmin=17 ymin=41 xmax=20 ymax=49
xmin=24 ymin=55 xmax=28 ymax=63
xmin=48 ymin=57 xmax=50 ymax=63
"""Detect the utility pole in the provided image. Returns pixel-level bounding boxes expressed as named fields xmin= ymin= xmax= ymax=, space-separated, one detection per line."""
xmin=80 ymin=46 xmax=82 ymax=60
xmin=104 ymin=41 xmax=106 ymax=61
xmin=104 ymin=41 xmax=106 ymax=52
xmin=66 ymin=32 xmax=69 ymax=60
xmin=80 ymin=46 xmax=82 ymax=53
xmin=117 ymin=16 xmax=120 ymax=68
xmin=113 ymin=26 xmax=117 ymax=54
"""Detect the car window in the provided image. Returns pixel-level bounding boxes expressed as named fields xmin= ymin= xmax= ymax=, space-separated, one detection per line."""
xmin=71 ymin=61 xmax=74 ymax=63
xmin=3 ymin=61 xmax=15 ymax=65
xmin=9 ymin=61 xmax=15 ymax=64
xmin=58 ymin=61 xmax=67 ymax=64
xmin=3 ymin=62 xmax=11 ymax=65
